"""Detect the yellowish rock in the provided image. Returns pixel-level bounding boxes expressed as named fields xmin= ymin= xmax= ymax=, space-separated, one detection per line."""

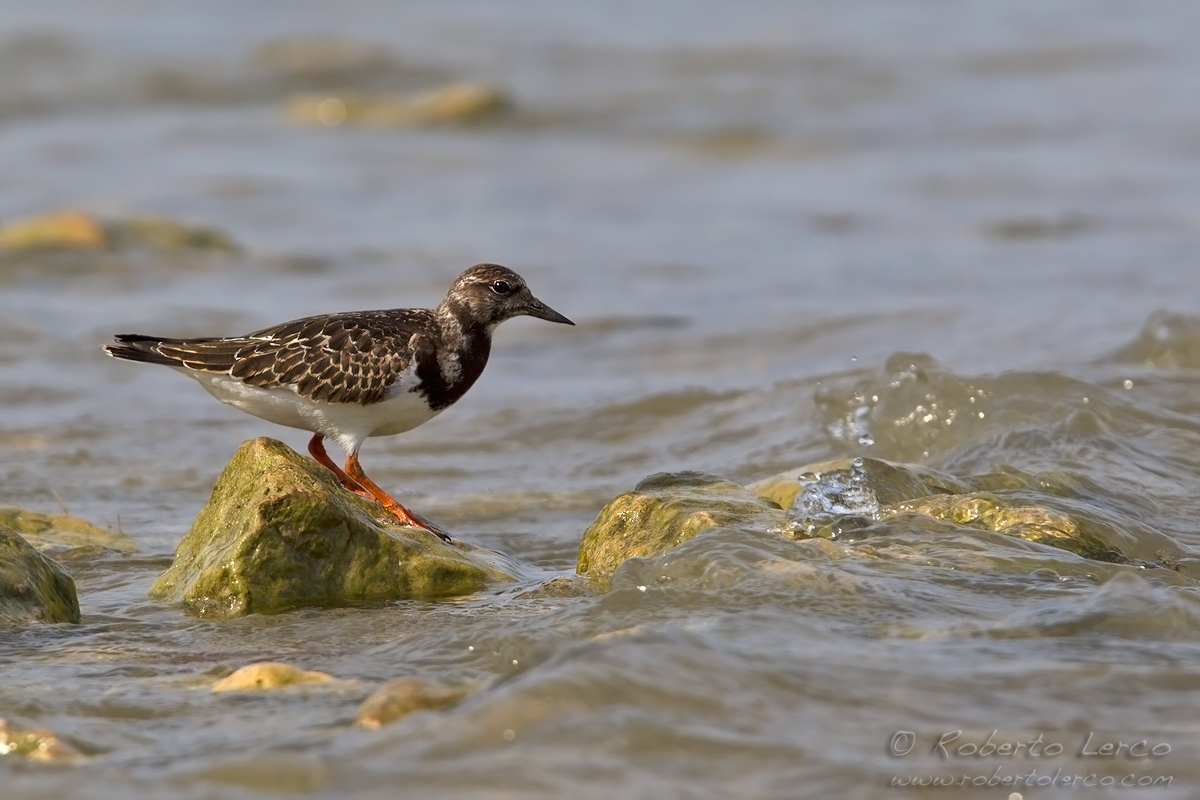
xmin=355 ymin=678 xmax=472 ymax=729
xmin=0 ymin=210 xmax=106 ymax=249
xmin=211 ymin=662 xmax=337 ymax=692
xmin=0 ymin=210 xmax=236 ymax=253
xmin=285 ymin=82 xmax=508 ymax=128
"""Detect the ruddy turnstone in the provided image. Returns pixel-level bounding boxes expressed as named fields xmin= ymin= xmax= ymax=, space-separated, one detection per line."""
xmin=104 ymin=264 xmax=573 ymax=542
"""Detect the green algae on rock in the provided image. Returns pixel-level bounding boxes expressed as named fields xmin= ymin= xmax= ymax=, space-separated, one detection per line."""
xmin=0 ymin=524 xmax=81 ymax=625
xmin=150 ymin=437 xmax=528 ymax=618
xmin=576 ymin=471 xmax=790 ymax=577
xmin=0 ymin=506 xmax=137 ymax=554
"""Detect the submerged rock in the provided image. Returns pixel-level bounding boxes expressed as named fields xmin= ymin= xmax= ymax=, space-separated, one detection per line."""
xmin=579 ymin=458 xmax=1197 ymax=578
xmin=150 ymin=438 xmax=527 ymax=618
xmin=0 ymin=506 xmax=136 ymax=554
xmin=355 ymin=677 xmax=473 ymax=729
xmin=576 ymin=471 xmax=789 ymax=577
xmin=514 ymin=574 xmax=602 ymax=600
xmin=0 ymin=718 xmax=86 ymax=762
xmin=0 ymin=525 xmax=81 ymax=625
xmin=284 ymin=82 xmax=508 ymax=128
xmin=1100 ymin=310 xmax=1200 ymax=370
xmin=212 ymin=662 xmax=338 ymax=692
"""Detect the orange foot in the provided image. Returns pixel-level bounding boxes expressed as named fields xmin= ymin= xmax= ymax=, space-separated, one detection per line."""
xmin=308 ymin=435 xmax=452 ymax=542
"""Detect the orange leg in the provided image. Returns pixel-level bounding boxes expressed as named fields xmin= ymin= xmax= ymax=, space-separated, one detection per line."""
xmin=344 ymin=452 xmax=452 ymax=542
xmin=308 ymin=435 xmax=372 ymax=498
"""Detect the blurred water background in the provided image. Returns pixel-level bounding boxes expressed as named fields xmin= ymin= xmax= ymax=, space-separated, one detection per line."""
xmin=2 ymin=1 xmax=1200 ymax=797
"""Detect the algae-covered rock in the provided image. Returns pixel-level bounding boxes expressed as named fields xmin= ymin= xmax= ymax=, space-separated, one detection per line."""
xmin=576 ymin=471 xmax=789 ymax=577
xmin=579 ymin=458 xmax=1195 ymax=579
xmin=212 ymin=662 xmax=337 ymax=692
xmin=150 ymin=438 xmax=527 ymax=618
xmin=891 ymin=490 xmax=1191 ymax=567
xmin=0 ymin=506 xmax=137 ymax=554
xmin=0 ymin=525 xmax=81 ymax=625
xmin=0 ymin=718 xmax=86 ymax=762
xmin=285 ymin=82 xmax=508 ymax=128
xmin=355 ymin=677 xmax=473 ymax=729
xmin=891 ymin=492 xmax=1098 ymax=553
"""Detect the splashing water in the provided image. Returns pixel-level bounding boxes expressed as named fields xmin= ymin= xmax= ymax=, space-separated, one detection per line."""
xmin=788 ymin=457 xmax=883 ymax=537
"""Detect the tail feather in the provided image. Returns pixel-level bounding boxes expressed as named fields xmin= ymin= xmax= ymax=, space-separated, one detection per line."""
xmin=103 ymin=334 xmax=225 ymax=368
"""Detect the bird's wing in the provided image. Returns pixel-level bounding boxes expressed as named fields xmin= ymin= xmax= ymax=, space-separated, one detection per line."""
xmin=109 ymin=309 xmax=435 ymax=405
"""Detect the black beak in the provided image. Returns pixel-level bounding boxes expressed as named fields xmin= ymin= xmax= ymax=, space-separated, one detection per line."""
xmin=524 ymin=296 xmax=574 ymax=326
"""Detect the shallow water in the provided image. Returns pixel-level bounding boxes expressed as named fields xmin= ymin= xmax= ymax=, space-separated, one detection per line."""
xmin=3 ymin=1 xmax=1200 ymax=797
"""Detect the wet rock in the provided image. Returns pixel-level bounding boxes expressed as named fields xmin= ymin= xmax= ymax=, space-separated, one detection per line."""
xmin=576 ymin=471 xmax=789 ymax=577
xmin=212 ymin=662 xmax=337 ymax=692
xmin=0 ymin=718 xmax=86 ymax=762
xmin=355 ymin=677 xmax=473 ymax=729
xmin=150 ymin=437 xmax=527 ymax=618
xmin=514 ymin=574 xmax=602 ymax=600
xmin=0 ymin=525 xmax=81 ymax=625
xmin=284 ymin=82 xmax=509 ymax=128
xmin=0 ymin=506 xmax=137 ymax=554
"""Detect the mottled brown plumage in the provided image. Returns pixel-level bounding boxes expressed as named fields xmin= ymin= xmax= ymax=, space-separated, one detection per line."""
xmin=111 ymin=309 xmax=434 ymax=406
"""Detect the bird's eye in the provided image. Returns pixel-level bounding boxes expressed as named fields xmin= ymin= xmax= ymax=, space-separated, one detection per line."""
xmin=490 ymin=280 xmax=512 ymax=295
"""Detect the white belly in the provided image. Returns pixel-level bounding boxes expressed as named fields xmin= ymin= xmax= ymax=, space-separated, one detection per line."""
xmin=182 ymin=368 xmax=442 ymax=454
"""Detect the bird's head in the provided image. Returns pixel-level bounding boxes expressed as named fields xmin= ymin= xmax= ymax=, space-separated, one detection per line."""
xmin=442 ymin=264 xmax=574 ymax=329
